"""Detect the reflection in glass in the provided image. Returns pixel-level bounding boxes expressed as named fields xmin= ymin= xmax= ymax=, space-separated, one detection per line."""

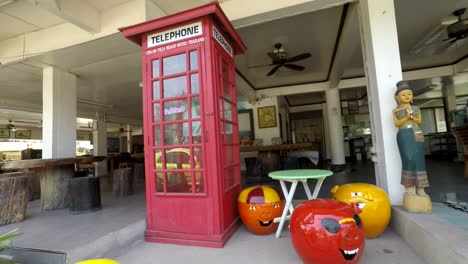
xmin=192 ymin=121 xmax=201 ymax=138
xmin=195 ymin=172 xmax=204 ymax=193
xmin=152 ymin=59 xmax=159 ymax=78
xmin=153 ymin=81 xmax=160 ymax=100
xmin=191 ymin=97 xmax=200 ymax=118
xmin=166 ymin=172 xmax=191 ymax=193
xmin=156 ymin=173 xmax=164 ymax=192
xmin=164 ymin=123 xmax=189 ymax=146
xmin=224 ymin=124 xmax=233 ymax=144
xmin=165 ymin=149 xmax=190 ymax=169
xmin=223 ymin=81 xmax=231 ymax=100
xmin=163 ymin=76 xmax=187 ymax=98
xmin=193 ymin=147 xmax=203 ymax=168
xmin=191 ymin=74 xmax=199 ymax=94
xmin=224 ymin=101 xmax=232 ymax=121
xmin=163 ymin=99 xmax=188 ymax=121
xmin=153 ymin=103 xmax=160 ymax=122
xmin=225 ymin=146 xmax=233 ymax=165
xmin=190 ymin=50 xmax=198 ymax=70
xmin=228 ymin=168 xmax=236 ymax=187
xmin=163 ymin=53 xmax=186 ymax=76
xmin=154 ymin=126 xmax=160 ymax=146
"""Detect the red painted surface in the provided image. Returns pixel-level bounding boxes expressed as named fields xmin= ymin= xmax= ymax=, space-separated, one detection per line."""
xmin=290 ymin=199 xmax=365 ymax=264
xmin=120 ymin=2 xmax=246 ymax=247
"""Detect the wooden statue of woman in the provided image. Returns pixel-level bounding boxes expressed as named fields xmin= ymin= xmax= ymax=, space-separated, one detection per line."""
xmin=393 ymin=80 xmax=431 ymax=213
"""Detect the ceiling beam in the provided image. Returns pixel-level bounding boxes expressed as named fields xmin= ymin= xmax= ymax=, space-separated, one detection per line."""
xmin=402 ymin=65 xmax=454 ymax=80
xmin=455 ymin=56 xmax=468 ymax=73
xmin=328 ymin=3 xmax=360 ymax=88
xmin=258 ymin=64 xmax=456 ymax=97
xmin=31 ymin=0 xmax=100 ymax=33
xmin=224 ymin=0 xmax=356 ymax=28
xmin=257 ymin=82 xmax=329 ymax=97
xmin=0 ymin=0 xmax=147 ymax=65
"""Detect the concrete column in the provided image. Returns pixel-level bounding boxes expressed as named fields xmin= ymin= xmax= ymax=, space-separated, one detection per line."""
xmin=93 ymin=113 xmax=108 ymax=176
xmin=325 ymin=89 xmax=345 ymax=167
xmin=126 ymin=124 xmax=132 ymax=153
xmin=442 ymin=76 xmax=456 ymax=127
xmin=42 ymin=67 xmax=77 ymax=159
xmin=322 ymin=102 xmax=332 ymax=160
xmin=358 ymin=0 xmax=403 ymax=204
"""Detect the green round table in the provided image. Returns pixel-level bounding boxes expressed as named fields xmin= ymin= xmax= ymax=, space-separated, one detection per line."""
xmin=269 ymin=169 xmax=333 ymax=238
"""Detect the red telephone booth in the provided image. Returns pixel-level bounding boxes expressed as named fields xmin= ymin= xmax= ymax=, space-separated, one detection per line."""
xmin=120 ymin=3 xmax=246 ymax=247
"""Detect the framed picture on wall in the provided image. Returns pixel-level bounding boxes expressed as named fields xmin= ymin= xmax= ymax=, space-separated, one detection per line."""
xmin=0 ymin=128 xmax=10 ymax=138
xmin=15 ymin=130 xmax=31 ymax=139
xmin=258 ymin=106 xmax=277 ymax=128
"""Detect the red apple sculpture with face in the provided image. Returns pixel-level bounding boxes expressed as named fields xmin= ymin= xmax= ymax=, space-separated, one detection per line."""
xmin=238 ymin=185 xmax=284 ymax=235
xmin=290 ymin=199 xmax=365 ymax=264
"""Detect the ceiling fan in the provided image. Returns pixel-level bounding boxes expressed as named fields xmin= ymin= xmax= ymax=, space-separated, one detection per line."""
xmin=410 ymin=8 xmax=468 ymax=55
xmin=119 ymin=125 xmax=132 ymax=134
xmin=5 ymin=120 xmax=16 ymax=131
xmin=250 ymin=43 xmax=312 ymax=76
xmin=444 ymin=8 xmax=468 ymax=43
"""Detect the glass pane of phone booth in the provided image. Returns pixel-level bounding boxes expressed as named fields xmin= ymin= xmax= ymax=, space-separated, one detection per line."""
xmin=151 ymin=49 xmax=204 ymax=194
xmin=218 ymin=55 xmax=239 ymax=191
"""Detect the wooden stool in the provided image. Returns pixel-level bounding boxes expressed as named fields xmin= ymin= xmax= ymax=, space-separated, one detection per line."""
xmin=112 ymin=168 xmax=134 ymax=197
xmin=0 ymin=172 xmax=28 ymax=225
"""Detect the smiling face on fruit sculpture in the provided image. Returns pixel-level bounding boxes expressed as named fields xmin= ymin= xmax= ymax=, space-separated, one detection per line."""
xmin=237 ymin=186 xmax=284 ymax=235
xmin=331 ymin=183 xmax=391 ymax=238
xmin=290 ymin=199 xmax=365 ymax=264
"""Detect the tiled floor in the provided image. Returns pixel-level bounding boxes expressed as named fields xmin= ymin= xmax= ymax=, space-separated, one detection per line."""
xmin=243 ymin=158 xmax=467 ymax=202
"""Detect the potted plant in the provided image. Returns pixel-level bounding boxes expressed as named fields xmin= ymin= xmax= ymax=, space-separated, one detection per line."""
xmin=0 ymin=228 xmax=22 ymax=264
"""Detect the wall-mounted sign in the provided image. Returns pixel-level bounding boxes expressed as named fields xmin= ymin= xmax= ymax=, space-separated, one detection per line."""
xmin=212 ymin=26 xmax=233 ymax=57
xmin=148 ymin=21 xmax=203 ymax=48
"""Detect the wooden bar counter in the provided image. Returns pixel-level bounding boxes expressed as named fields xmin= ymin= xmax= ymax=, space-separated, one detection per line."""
xmin=1 ymin=156 xmax=106 ymax=210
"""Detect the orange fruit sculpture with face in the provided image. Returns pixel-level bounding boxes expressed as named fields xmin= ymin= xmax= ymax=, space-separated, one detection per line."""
xmin=331 ymin=183 xmax=391 ymax=238
xmin=237 ymin=185 xmax=285 ymax=235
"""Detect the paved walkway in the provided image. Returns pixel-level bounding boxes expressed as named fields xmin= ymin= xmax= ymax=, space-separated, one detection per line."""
xmin=115 ymin=226 xmax=426 ymax=264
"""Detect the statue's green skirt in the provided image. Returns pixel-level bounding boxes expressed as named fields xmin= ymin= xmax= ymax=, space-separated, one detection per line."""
xmin=397 ymin=128 xmax=429 ymax=188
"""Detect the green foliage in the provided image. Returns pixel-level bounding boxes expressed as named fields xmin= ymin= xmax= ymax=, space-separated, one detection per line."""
xmin=0 ymin=229 xmax=22 ymax=264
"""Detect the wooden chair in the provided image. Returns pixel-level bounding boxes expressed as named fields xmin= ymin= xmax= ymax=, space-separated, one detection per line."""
xmin=452 ymin=125 xmax=468 ymax=178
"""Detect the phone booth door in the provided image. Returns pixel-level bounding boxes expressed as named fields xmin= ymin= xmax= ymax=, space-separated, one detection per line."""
xmin=213 ymin=45 xmax=241 ymax=231
xmin=146 ymin=43 xmax=210 ymax=235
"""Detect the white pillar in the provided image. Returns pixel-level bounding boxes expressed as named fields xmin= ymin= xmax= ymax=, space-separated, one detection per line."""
xmin=42 ymin=67 xmax=77 ymax=159
xmin=126 ymin=124 xmax=133 ymax=153
xmin=325 ymin=89 xmax=345 ymax=167
xmin=93 ymin=113 xmax=108 ymax=176
xmin=322 ymin=102 xmax=332 ymax=160
xmin=442 ymin=77 xmax=456 ymax=127
xmin=358 ymin=0 xmax=403 ymax=204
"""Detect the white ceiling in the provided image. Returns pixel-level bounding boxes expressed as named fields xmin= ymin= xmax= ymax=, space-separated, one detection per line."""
xmin=0 ymin=0 xmax=467 ymax=127
xmin=0 ymin=0 xmax=64 ymax=41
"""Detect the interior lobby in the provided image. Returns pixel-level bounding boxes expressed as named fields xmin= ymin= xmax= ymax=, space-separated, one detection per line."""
xmin=0 ymin=0 xmax=467 ymax=263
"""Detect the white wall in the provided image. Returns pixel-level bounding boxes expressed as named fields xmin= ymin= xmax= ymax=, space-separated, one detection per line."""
xmin=238 ymin=97 xmax=281 ymax=145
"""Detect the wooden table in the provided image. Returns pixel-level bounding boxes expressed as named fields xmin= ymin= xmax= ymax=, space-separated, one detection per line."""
xmin=241 ymin=143 xmax=321 ymax=175
xmin=240 ymin=142 xmax=320 ymax=152
xmin=1 ymin=156 xmax=106 ymax=210
xmin=268 ymin=169 xmax=333 ymax=238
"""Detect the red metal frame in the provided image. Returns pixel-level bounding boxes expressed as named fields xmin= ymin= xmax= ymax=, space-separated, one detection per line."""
xmin=120 ymin=3 xmax=246 ymax=248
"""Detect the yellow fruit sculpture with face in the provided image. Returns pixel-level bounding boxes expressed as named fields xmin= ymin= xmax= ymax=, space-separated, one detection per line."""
xmin=331 ymin=183 xmax=391 ymax=238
